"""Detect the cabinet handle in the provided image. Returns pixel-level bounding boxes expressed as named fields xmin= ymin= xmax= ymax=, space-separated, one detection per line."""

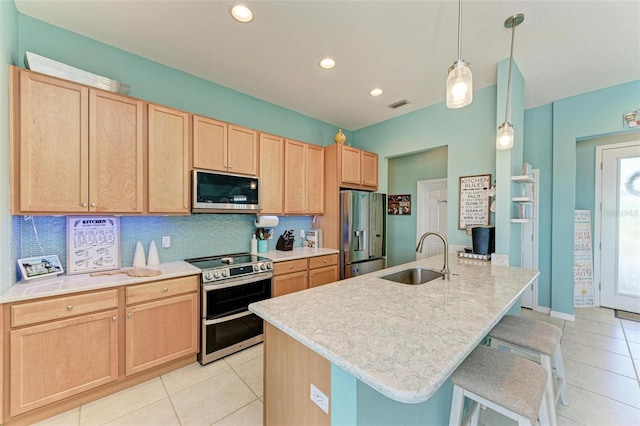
xmin=228 ymin=165 xmax=232 ymax=169
xmin=184 ymin=205 xmax=188 ymax=209
xmin=66 ymin=304 xmax=73 ymax=311
xmin=127 ymin=312 xmax=133 ymax=319
xmin=81 ymin=202 xmax=87 ymax=207
xmin=90 ymin=202 xmax=96 ymax=207
xmin=163 ymin=287 xmax=169 ymax=292
xmin=112 ymin=316 xmax=117 ymax=321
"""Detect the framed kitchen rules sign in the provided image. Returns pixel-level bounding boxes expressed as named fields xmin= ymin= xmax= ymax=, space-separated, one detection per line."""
xmin=458 ymin=174 xmax=491 ymax=229
xmin=67 ymin=216 xmax=120 ymax=274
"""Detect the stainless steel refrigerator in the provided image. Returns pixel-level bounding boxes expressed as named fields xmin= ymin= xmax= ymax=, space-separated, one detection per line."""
xmin=340 ymin=190 xmax=386 ymax=279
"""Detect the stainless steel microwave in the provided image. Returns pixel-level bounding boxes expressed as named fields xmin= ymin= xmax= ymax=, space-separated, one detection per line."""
xmin=192 ymin=170 xmax=260 ymax=213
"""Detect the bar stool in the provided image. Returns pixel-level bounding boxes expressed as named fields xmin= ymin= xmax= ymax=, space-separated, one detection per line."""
xmin=489 ymin=315 xmax=568 ymax=426
xmin=449 ymin=345 xmax=550 ymax=426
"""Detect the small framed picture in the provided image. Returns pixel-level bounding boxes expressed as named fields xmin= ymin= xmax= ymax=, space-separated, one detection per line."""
xmin=17 ymin=255 xmax=64 ymax=281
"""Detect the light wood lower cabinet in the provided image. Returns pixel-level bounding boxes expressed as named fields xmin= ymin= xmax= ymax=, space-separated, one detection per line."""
xmin=9 ymin=310 xmax=119 ymax=416
xmin=273 ymin=254 xmax=338 ymax=296
xmin=3 ymin=276 xmax=199 ymax=424
xmin=125 ymin=292 xmax=198 ymax=376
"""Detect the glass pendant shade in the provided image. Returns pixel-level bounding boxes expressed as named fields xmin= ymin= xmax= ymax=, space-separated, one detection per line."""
xmin=496 ymin=122 xmax=514 ymax=149
xmin=446 ymin=60 xmax=473 ymax=108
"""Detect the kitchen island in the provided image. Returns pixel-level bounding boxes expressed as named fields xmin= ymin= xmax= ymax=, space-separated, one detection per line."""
xmin=249 ymin=253 xmax=539 ymax=425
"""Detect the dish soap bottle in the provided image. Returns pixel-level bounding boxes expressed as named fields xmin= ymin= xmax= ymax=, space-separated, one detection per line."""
xmin=250 ymin=235 xmax=258 ymax=254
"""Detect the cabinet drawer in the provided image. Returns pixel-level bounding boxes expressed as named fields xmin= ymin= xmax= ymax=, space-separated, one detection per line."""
xmin=126 ymin=275 xmax=198 ymax=305
xmin=309 ymin=254 xmax=338 ymax=269
xmin=309 ymin=265 xmax=339 ymax=288
xmin=273 ymin=259 xmax=308 ymax=275
xmin=273 ymin=271 xmax=308 ymax=297
xmin=11 ymin=289 xmax=118 ymax=328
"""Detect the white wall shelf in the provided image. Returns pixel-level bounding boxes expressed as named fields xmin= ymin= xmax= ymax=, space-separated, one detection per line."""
xmin=511 ymin=175 xmax=535 ymax=183
xmin=511 ymin=174 xmax=536 ymax=221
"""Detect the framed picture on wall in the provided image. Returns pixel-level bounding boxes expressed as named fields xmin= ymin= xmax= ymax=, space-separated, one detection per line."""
xmin=66 ymin=216 xmax=121 ymax=274
xmin=388 ymin=194 xmax=411 ymax=215
xmin=458 ymin=174 xmax=491 ymax=229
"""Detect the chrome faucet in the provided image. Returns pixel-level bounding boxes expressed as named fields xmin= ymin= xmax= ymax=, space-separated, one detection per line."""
xmin=416 ymin=231 xmax=450 ymax=280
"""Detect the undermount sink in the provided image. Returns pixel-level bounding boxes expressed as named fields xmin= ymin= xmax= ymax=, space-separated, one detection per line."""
xmin=380 ymin=268 xmax=444 ymax=285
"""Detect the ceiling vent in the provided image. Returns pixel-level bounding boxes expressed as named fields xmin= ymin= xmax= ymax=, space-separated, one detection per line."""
xmin=387 ymin=99 xmax=410 ymax=109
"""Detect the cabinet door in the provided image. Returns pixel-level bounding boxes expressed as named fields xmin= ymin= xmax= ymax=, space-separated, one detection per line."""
xmin=259 ymin=133 xmax=284 ymax=214
xmin=9 ymin=310 xmax=118 ymax=416
xmin=305 ymin=144 xmax=324 ymax=214
xmin=228 ymin=125 xmax=258 ymax=176
xmin=148 ymin=104 xmax=190 ymax=214
xmin=12 ymin=68 xmax=89 ymax=213
xmin=125 ymin=293 xmax=198 ymax=376
xmin=340 ymin=145 xmax=362 ymax=187
xmin=284 ymin=139 xmax=306 ymax=214
xmin=361 ymin=151 xmax=378 ymax=189
xmin=193 ymin=115 xmax=227 ymax=172
xmin=89 ymin=90 xmax=144 ymax=213
xmin=273 ymin=271 xmax=308 ymax=297
xmin=309 ymin=265 xmax=339 ymax=288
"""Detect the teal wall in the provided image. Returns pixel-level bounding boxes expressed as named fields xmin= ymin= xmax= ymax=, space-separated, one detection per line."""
xmin=523 ymin=104 xmax=553 ymax=308
xmin=353 ymin=85 xmax=497 ymax=248
xmin=387 ymin=146 xmax=447 ymax=267
xmin=4 ymin=14 xmax=348 ymax=283
xmin=551 ymin=80 xmax=640 ymax=315
xmin=0 ymin=0 xmax=18 ymax=292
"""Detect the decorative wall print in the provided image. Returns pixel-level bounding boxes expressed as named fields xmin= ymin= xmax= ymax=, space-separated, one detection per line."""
xmin=17 ymin=255 xmax=64 ymax=281
xmin=623 ymin=109 xmax=639 ymax=128
xmin=387 ymin=194 xmax=411 ymax=215
xmin=458 ymin=174 xmax=491 ymax=229
xmin=67 ymin=216 xmax=121 ymax=275
xmin=574 ymin=210 xmax=594 ymax=307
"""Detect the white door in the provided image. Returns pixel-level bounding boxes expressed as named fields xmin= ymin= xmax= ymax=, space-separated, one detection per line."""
xmin=416 ymin=179 xmax=447 ymax=259
xmin=520 ymin=169 xmax=539 ymax=310
xmin=599 ymin=143 xmax=640 ymax=313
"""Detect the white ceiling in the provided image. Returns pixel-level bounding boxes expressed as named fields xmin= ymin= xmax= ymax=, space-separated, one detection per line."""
xmin=14 ymin=1 xmax=640 ymax=130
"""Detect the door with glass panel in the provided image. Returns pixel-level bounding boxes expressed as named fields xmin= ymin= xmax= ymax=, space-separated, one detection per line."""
xmin=599 ymin=143 xmax=640 ymax=313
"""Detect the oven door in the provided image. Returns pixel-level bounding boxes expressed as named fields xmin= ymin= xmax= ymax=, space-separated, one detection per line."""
xmin=200 ymin=273 xmax=272 ymax=364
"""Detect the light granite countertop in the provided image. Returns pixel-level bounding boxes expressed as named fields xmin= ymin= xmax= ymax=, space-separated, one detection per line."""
xmin=262 ymin=247 xmax=339 ymax=262
xmin=0 ymin=261 xmax=201 ymax=304
xmin=249 ymin=253 xmax=538 ymax=404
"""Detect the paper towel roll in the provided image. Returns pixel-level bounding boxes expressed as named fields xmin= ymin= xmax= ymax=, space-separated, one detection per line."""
xmin=255 ymin=215 xmax=279 ymax=228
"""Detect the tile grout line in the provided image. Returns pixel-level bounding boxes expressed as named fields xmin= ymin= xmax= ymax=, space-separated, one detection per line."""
xmin=620 ymin=322 xmax=640 ymax=383
xmin=159 ymin=374 xmax=184 ymax=426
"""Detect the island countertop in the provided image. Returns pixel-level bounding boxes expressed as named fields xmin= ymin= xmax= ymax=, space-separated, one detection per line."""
xmin=249 ymin=253 xmax=538 ymax=404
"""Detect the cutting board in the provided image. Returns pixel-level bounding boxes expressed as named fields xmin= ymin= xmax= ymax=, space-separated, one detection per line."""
xmin=90 ymin=268 xmax=161 ymax=278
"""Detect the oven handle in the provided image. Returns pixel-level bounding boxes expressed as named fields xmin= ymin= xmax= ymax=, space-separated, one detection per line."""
xmin=204 ymin=310 xmax=253 ymax=325
xmin=203 ymin=272 xmax=273 ymax=291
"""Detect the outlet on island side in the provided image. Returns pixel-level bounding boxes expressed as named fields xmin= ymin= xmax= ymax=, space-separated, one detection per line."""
xmin=161 ymin=236 xmax=171 ymax=248
xmin=310 ymin=383 xmax=329 ymax=414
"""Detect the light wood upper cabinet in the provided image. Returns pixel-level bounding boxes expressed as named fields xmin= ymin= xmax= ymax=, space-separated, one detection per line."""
xmin=147 ymin=104 xmax=191 ymax=214
xmin=9 ymin=310 xmax=118 ymax=417
xmin=228 ymin=125 xmax=259 ymax=176
xmin=193 ymin=115 xmax=227 ymax=172
xmin=193 ymin=117 xmax=258 ymax=176
xmin=259 ymin=133 xmax=285 ymax=214
xmin=10 ymin=67 xmax=145 ymax=214
xmin=284 ymin=139 xmax=324 ymax=215
xmin=11 ymin=67 xmax=89 ymax=214
xmin=337 ymin=144 xmax=378 ymax=191
xmin=89 ymin=90 xmax=145 ymax=213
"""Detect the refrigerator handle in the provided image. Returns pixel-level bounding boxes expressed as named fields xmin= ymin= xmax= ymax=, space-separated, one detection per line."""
xmin=355 ymin=230 xmax=367 ymax=252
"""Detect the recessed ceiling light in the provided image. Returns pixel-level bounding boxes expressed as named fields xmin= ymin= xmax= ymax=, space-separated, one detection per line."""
xmin=369 ymin=88 xmax=384 ymax=97
xmin=319 ymin=58 xmax=336 ymax=69
xmin=230 ymin=5 xmax=254 ymax=23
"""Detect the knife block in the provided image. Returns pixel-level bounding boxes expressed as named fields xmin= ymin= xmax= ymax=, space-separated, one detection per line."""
xmin=276 ymin=235 xmax=294 ymax=251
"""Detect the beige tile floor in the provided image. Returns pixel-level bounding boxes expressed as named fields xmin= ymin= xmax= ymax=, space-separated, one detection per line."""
xmin=35 ymin=307 xmax=640 ymax=426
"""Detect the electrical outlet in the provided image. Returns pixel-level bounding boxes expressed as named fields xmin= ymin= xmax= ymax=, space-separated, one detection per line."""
xmin=300 ymin=229 xmax=305 ymax=238
xmin=161 ymin=236 xmax=171 ymax=248
xmin=310 ymin=384 xmax=329 ymax=414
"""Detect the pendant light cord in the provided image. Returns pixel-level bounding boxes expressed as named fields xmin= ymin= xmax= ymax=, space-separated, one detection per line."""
xmin=504 ymin=17 xmax=516 ymax=123
xmin=457 ymin=0 xmax=462 ymax=60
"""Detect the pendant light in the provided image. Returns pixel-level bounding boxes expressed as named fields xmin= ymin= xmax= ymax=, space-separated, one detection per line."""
xmin=496 ymin=13 xmax=524 ymax=150
xmin=446 ymin=0 xmax=472 ymax=108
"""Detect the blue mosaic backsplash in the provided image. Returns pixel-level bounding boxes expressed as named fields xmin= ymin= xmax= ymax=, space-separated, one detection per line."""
xmin=13 ymin=214 xmax=313 ymax=283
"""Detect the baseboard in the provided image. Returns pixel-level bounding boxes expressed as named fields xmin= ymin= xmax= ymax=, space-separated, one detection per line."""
xmin=534 ymin=306 xmax=550 ymax=314
xmin=551 ymin=310 xmax=575 ymax=322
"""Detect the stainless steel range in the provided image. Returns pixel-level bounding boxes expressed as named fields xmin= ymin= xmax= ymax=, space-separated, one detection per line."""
xmin=186 ymin=253 xmax=273 ymax=365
